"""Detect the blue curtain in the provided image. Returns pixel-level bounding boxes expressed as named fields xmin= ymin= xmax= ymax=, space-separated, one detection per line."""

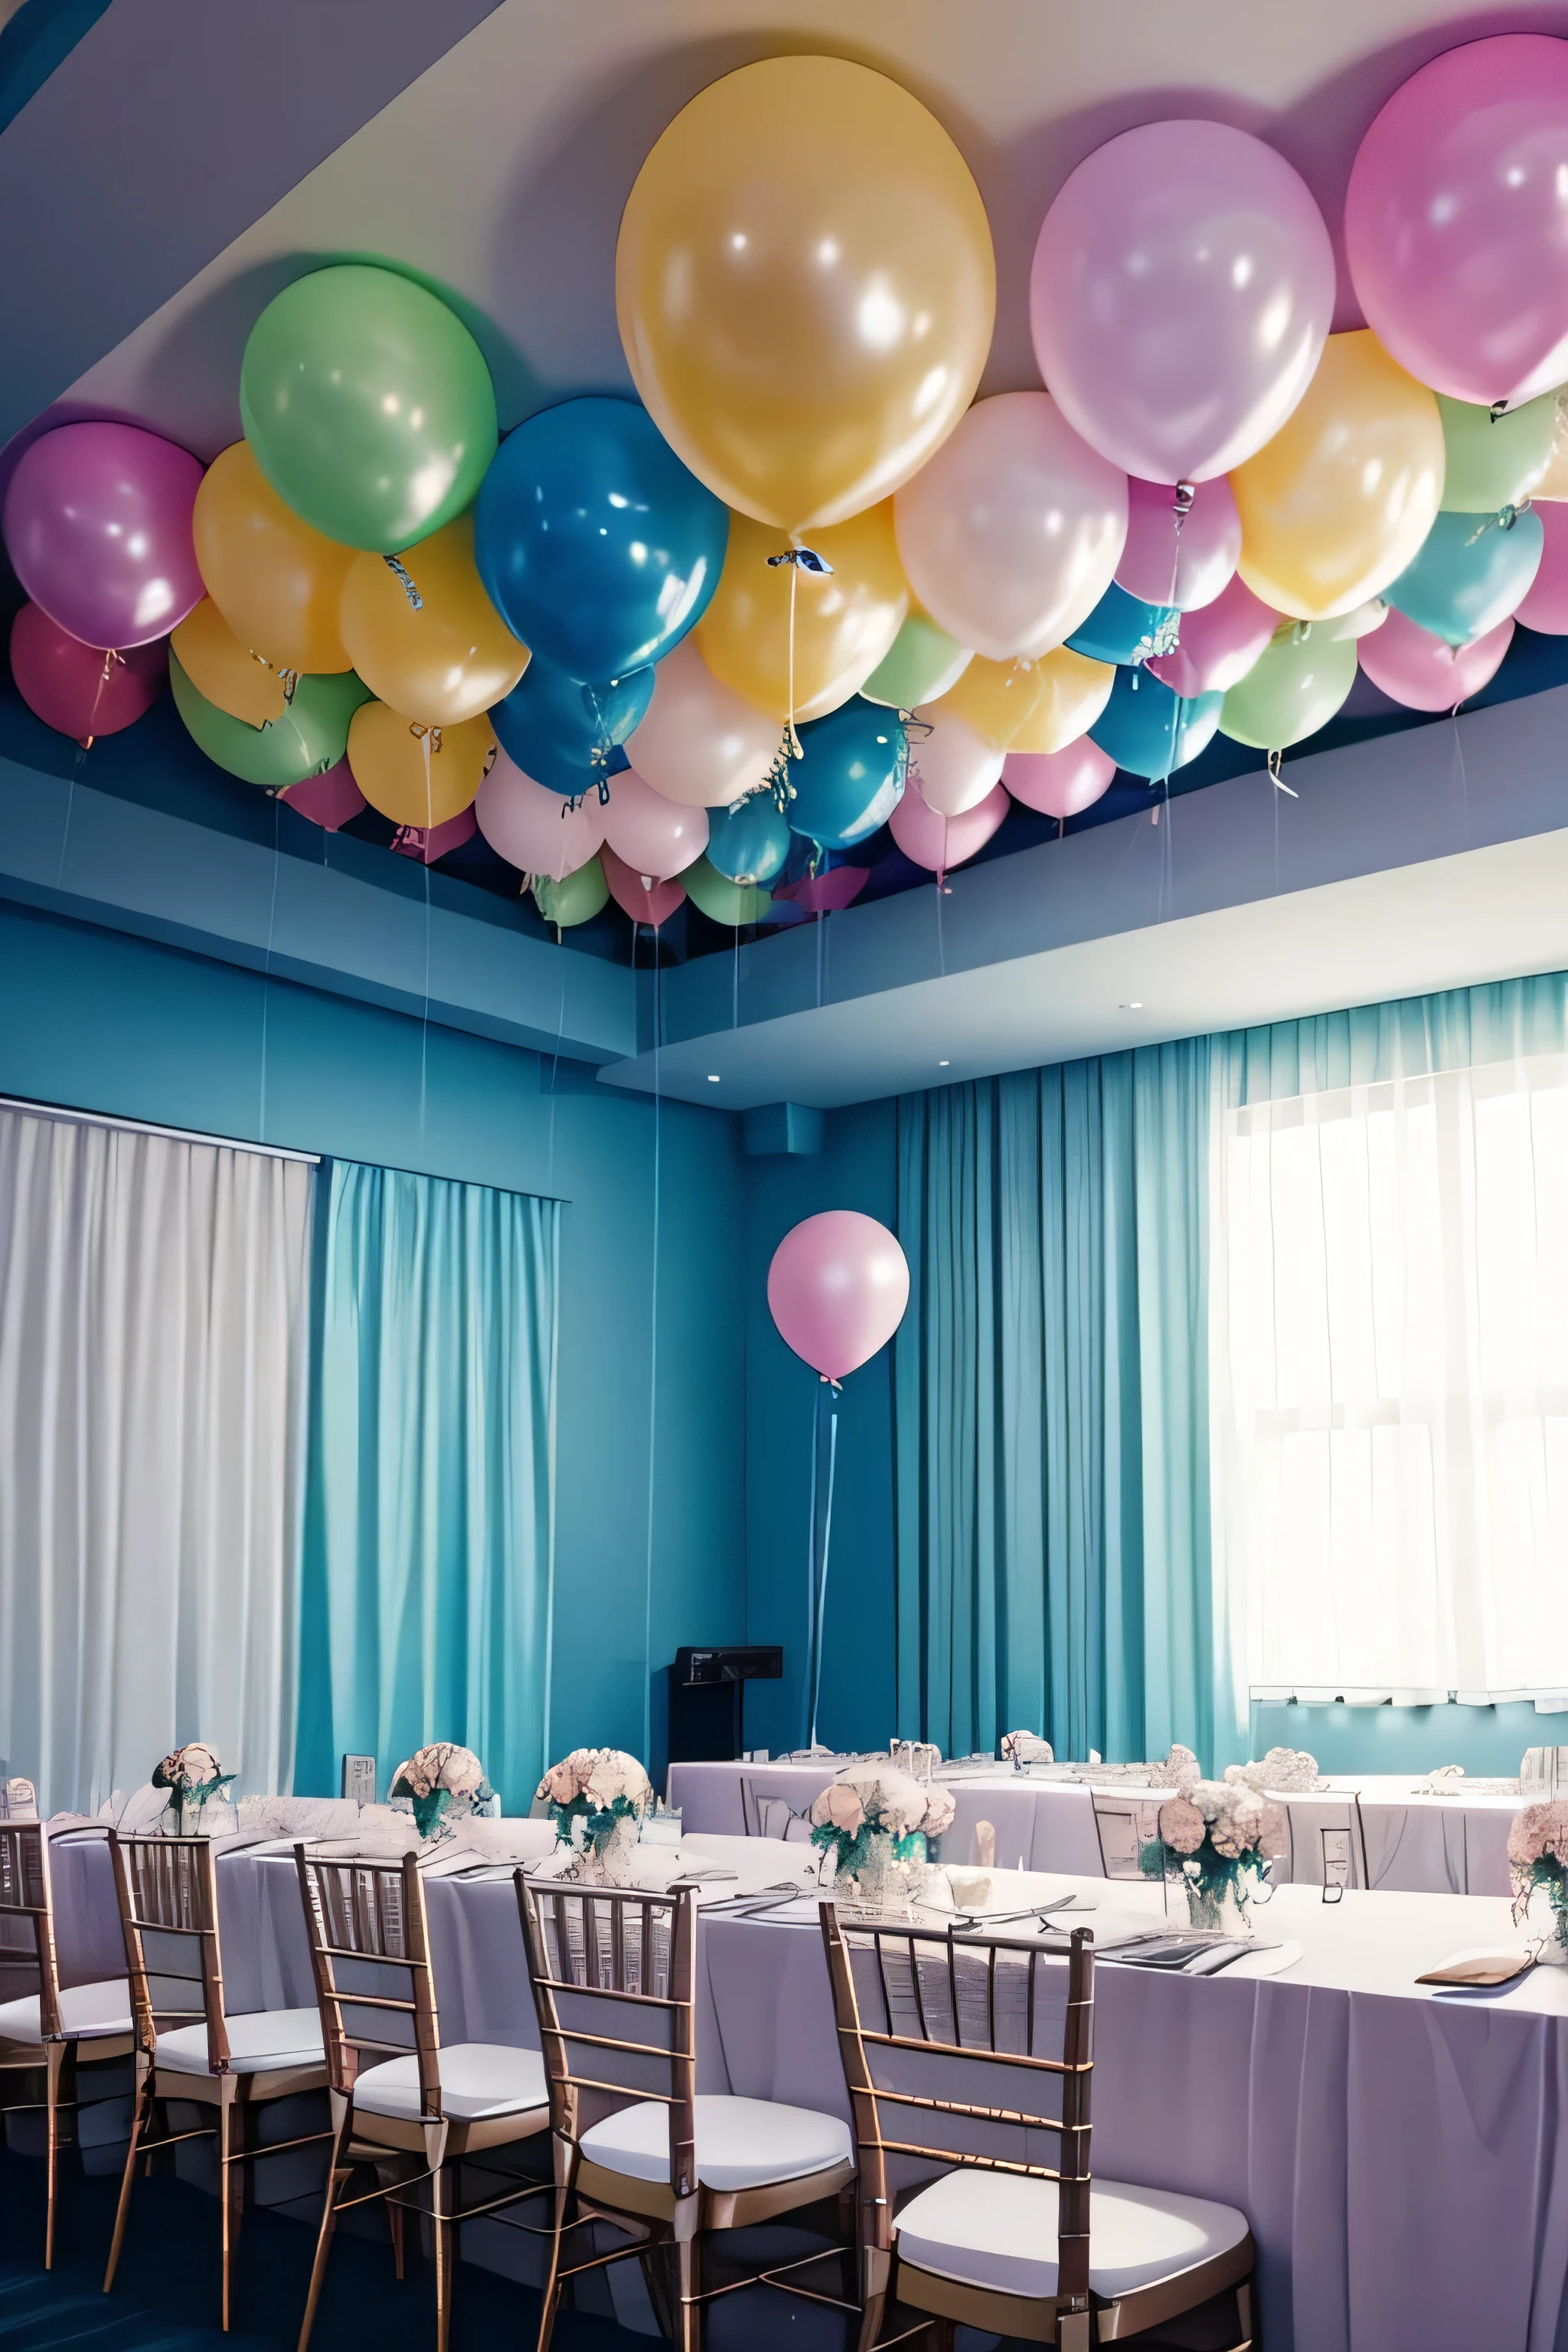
xmin=893 ymin=1047 xmax=1218 ymax=1766
xmin=1215 ymin=973 xmax=1568 ymax=1106
xmin=294 ymin=1160 xmax=558 ymax=1812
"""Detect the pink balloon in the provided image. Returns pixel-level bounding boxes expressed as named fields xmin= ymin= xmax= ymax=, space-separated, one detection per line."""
xmin=1031 ymin=120 xmax=1334 ymax=484
xmin=601 ymin=844 xmax=685 ymax=928
xmin=1003 ymin=741 xmax=1116 ymax=823
xmin=279 ymin=760 xmax=366 ymax=831
xmin=3 ymin=422 xmax=204 ymax=649
xmin=1346 ymin=36 xmax=1568 ymax=409
xmin=889 ymin=779 xmax=1009 ymax=875
xmin=8 ymin=603 xmax=165 ymax=741
xmin=907 ymin=707 xmax=1004 ymax=817
xmin=1357 ymin=607 xmax=1514 ymax=710
xmin=767 ymin=1210 xmax=910 ymax=1383
xmin=601 ymin=767 xmax=707 ymax=877
xmin=1513 ymin=501 xmax=1568 ymax=633
xmin=475 ymin=746 xmax=607 ymax=880
xmin=1116 ymin=477 xmax=1240 ymax=612
xmin=894 ymin=393 xmax=1127 ymax=662
xmin=1146 ymin=573 xmax=1279 ymax=698
xmin=625 ymin=635 xmax=779 ymax=810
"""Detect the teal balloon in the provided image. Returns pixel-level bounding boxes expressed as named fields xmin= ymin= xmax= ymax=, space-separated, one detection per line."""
xmin=240 ymin=264 xmax=497 ymax=552
xmin=1067 ymin=580 xmax=1179 ymax=666
xmin=1219 ymin=626 xmax=1356 ymax=750
xmin=789 ymin=700 xmax=906 ymax=850
xmin=706 ymin=792 xmax=792 ymax=886
xmin=1089 ymin=667 xmax=1221 ymax=780
xmin=491 ymin=656 xmax=652 ymax=796
xmin=1383 ymin=508 xmax=1544 ymax=647
xmin=169 ymin=651 xmax=370 ymax=787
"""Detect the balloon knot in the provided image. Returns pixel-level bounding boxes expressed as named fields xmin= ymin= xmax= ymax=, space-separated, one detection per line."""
xmin=900 ymin=710 xmax=934 ymax=741
xmin=819 ymin=1373 xmax=843 ymax=1396
xmin=1267 ymin=748 xmax=1298 ymax=797
xmin=1292 ymin=619 xmax=1312 ymax=645
xmin=1490 ymin=399 xmax=1510 ymax=423
xmin=767 ymin=546 xmax=834 ymax=577
xmin=407 ymin=722 xmax=443 ymax=753
xmin=1173 ymin=480 xmax=1196 ymax=527
xmin=384 ymin=554 xmax=423 ymax=610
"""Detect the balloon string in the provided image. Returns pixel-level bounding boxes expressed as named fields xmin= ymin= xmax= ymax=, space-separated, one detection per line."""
xmin=79 ymin=645 xmax=122 ymax=752
xmin=808 ymin=1407 xmax=839 ymax=1753
xmin=788 ymin=560 xmax=800 ymax=756
xmin=1267 ymin=747 xmax=1298 ymax=799
xmin=803 ymin=1383 xmax=821 ymax=1747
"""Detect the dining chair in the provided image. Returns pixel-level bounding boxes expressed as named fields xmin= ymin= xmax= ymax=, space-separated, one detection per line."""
xmin=1088 ymin=1792 xmax=1167 ymax=1885
xmin=0 ymin=1820 xmax=132 ymax=2266
xmin=518 ymin=1873 xmax=857 ymax=2352
xmin=738 ymin=1774 xmax=816 ymax=1841
xmin=821 ymin=1907 xmax=1256 ymax=2349
xmin=103 ymin=1831 xmax=332 ymax=2329
xmin=294 ymin=1846 xmax=553 ymax=2352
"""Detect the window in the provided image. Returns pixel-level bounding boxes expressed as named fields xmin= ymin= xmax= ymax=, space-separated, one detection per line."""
xmin=1210 ymin=1054 xmax=1568 ymax=1700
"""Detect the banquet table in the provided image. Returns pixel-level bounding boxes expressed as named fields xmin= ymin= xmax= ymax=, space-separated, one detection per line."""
xmin=41 ymin=1823 xmax=1568 ymax=2352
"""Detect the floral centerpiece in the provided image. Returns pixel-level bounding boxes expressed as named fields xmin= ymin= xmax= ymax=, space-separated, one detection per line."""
xmin=1224 ymin=1746 xmax=1320 ymax=1795
xmin=1508 ymin=1802 xmax=1568 ymax=1964
xmin=536 ymin=1748 xmax=654 ymax=1883
xmin=1148 ymin=1743 xmax=1202 ymax=1789
xmin=1156 ymin=1779 xmax=1278 ymax=1932
xmin=1001 ymin=1730 xmax=1054 ymax=1767
xmin=152 ymin=1743 xmax=236 ymax=1836
xmin=811 ymin=1766 xmax=956 ymax=1906
xmin=388 ymin=1743 xmax=492 ymax=1842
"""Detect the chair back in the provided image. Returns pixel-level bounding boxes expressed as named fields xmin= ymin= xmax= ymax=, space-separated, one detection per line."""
xmin=295 ymin=1848 xmax=442 ymax=2116
xmin=109 ymin=1833 xmax=228 ymax=2069
xmin=0 ymin=1821 xmax=61 ymax=2031
xmin=518 ymin=1877 xmax=697 ymax=2197
xmin=739 ymin=1775 xmax=816 ymax=1842
xmin=821 ymin=1906 xmax=1095 ymax=2320
xmin=1089 ymin=1792 xmax=1166 ymax=1883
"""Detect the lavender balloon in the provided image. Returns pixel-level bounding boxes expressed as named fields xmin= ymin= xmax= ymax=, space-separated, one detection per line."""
xmin=1031 ymin=120 xmax=1334 ymax=485
xmin=3 ymin=422 xmax=204 ymax=648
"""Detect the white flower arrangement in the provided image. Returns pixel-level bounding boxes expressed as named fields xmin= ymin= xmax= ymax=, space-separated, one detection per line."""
xmin=536 ymin=1747 xmax=654 ymax=1857
xmin=1148 ymin=1743 xmax=1202 ymax=1789
xmin=1509 ymin=1801 xmax=1568 ymax=1959
xmin=152 ymin=1743 xmax=235 ymax=1832
xmin=389 ymin=1743 xmax=492 ymax=1841
xmin=809 ymin=1764 xmax=954 ymax=1880
xmin=1158 ymin=1777 xmax=1281 ymax=1928
xmin=1223 ymin=1746 xmax=1320 ymax=1795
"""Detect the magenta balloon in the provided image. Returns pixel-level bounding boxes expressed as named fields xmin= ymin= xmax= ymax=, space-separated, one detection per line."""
xmin=767 ymin=1210 xmax=910 ymax=1383
xmin=889 ymin=778 xmax=1009 ymax=874
xmin=601 ymin=844 xmax=685 ymax=928
xmin=1116 ymin=476 xmax=1240 ymax=611
xmin=475 ymin=746 xmax=607 ymax=879
xmin=1345 ymin=36 xmax=1568 ymax=410
xmin=1031 ymin=120 xmax=1334 ymax=484
xmin=1002 ymin=741 xmax=1115 ymax=822
xmin=1513 ymin=501 xmax=1568 ymax=633
xmin=1145 ymin=573 xmax=1279 ymax=699
xmin=1357 ymin=607 xmax=1513 ymax=710
xmin=601 ymin=767 xmax=708 ymax=878
xmin=3 ymin=423 xmax=204 ymax=649
xmin=9 ymin=602 xmax=166 ymax=740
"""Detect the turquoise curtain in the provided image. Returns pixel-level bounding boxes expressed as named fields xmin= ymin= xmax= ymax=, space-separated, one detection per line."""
xmin=295 ymin=1160 xmax=558 ymax=1812
xmin=893 ymin=1046 xmax=1219 ymax=1767
xmin=1215 ymin=974 xmax=1568 ymax=1106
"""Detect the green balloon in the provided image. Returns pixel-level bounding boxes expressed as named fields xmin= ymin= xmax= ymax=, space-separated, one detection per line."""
xmin=681 ymin=854 xmax=773 ymax=928
xmin=240 ymin=264 xmax=498 ymax=552
xmin=533 ymin=857 xmax=609 ymax=929
xmin=861 ymin=613 xmax=972 ymax=709
xmin=1437 ymin=391 xmax=1557 ymax=515
xmin=170 ymin=652 xmax=371 ymax=786
xmin=1219 ymin=626 xmax=1357 ymax=752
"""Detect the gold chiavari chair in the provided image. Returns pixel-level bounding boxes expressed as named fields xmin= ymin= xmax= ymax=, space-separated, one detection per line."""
xmin=822 ymin=1908 xmax=1256 ymax=2350
xmin=294 ymin=1847 xmax=553 ymax=2352
xmin=0 ymin=1821 xmax=132 ymax=2266
xmin=104 ymin=1832 xmax=331 ymax=2330
xmin=518 ymin=1874 xmax=857 ymax=2352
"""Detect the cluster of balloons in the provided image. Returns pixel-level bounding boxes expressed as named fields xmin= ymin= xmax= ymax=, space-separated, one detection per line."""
xmin=11 ymin=35 xmax=1568 ymax=929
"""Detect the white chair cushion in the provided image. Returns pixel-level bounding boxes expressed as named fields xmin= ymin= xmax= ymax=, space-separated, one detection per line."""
xmin=352 ymin=2042 xmax=547 ymax=2124
xmin=895 ymin=2171 xmax=1250 ymax=2302
xmin=579 ymin=2093 xmax=852 ymax=2194
xmin=0 ymin=1978 xmax=130 ymax=2051
xmin=155 ymin=2007 xmax=325 ymax=2077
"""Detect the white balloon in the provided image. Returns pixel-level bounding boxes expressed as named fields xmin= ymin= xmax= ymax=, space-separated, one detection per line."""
xmin=601 ymin=768 xmax=709 ymax=879
xmin=895 ymin=394 xmax=1128 ymax=662
xmin=624 ymin=635 xmax=779 ymax=809
xmin=475 ymin=749 xmax=606 ymax=880
xmin=909 ymin=706 xmax=1005 ymax=816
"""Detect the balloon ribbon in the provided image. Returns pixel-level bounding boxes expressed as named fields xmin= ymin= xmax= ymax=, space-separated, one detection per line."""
xmin=765 ymin=544 xmax=834 ymax=798
xmin=808 ymin=1399 xmax=840 ymax=1753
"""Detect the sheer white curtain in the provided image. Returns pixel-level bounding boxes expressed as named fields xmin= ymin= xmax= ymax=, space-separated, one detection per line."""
xmin=0 ymin=1104 xmax=315 ymax=1813
xmin=1211 ymin=1053 xmax=1568 ymax=1703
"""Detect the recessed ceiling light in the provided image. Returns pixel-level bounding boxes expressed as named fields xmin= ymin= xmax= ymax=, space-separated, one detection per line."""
xmin=707 ymin=1073 xmax=720 ymax=1083
xmin=1119 ymin=1001 xmax=1143 ymax=1011
xmin=938 ymin=1059 xmax=949 ymax=1067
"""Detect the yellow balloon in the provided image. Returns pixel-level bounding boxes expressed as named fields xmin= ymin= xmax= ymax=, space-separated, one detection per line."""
xmin=929 ymin=657 xmax=1057 ymax=752
xmin=1004 ymin=647 xmax=1115 ymax=755
xmin=696 ymin=504 xmax=907 ymax=723
xmin=193 ymin=442 xmax=354 ymax=674
xmin=1534 ymin=398 xmax=1568 ymax=499
xmin=616 ymin=56 xmax=995 ymax=532
xmin=1232 ymin=332 xmax=1445 ymax=621
xmin=172 ymin=599 xmax=289 ymax=727
xmin=339 ymin=514 xmax=528 ymax=728
xmin=347 ymin=701 xmax=492 ymax=828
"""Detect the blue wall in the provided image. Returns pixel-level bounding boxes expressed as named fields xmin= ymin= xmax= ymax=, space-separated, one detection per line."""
xmin=0 ymin=897 xmax=747 ymax=1782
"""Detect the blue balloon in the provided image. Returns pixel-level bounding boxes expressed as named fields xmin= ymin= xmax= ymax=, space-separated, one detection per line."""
xmin=789 ymin=701 xmax=906 ymax=850
xmin=706 ymin=791 xmax=792 ymax=886
xmin=1383 ymin=508 xmax=1544 ymax=648
xmin=491 ymin=656 xmax=652 ymax=797
xmin=474 ymin=396 xmax=728 ymax=682
xmin=1089 ymin=667 xmax=1222 ymax=781
xmin=1067 ymin=580 xmax=1181 ymax=667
